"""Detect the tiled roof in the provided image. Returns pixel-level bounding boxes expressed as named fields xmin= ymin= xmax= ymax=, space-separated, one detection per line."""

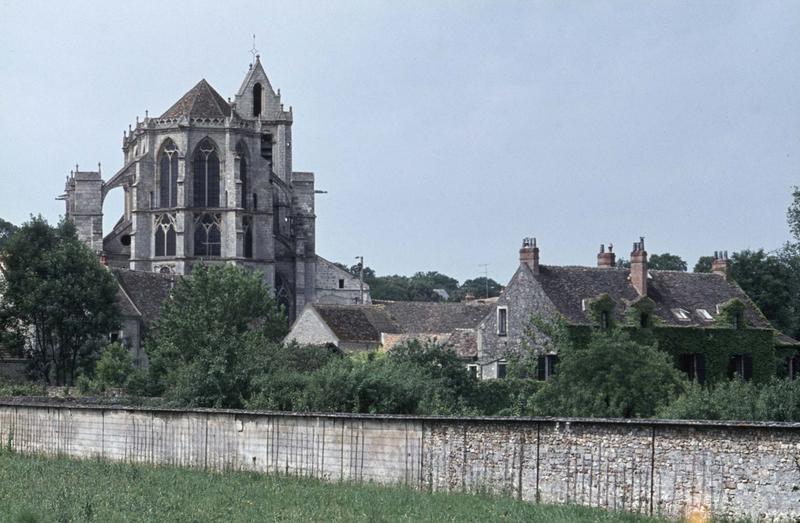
xmin=113 ymin=269 xmax=175 ymax=326
xmin=160 ymin=79 xmax=231 ymax=119
xmin=376 ymin=301 xmax=493 ymax=333
xmin=313 ymin=305 xmax=402 ymax=343
xmin=531 ymin=265 xmax=774 ymax=329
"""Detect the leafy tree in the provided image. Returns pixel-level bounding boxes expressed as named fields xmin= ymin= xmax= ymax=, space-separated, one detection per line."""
xmin=94 ymin=342 xmax=135 ymax=388
xmin=0 ymin=217 xmax=17 ymax=251
xmin=693 ymin=256 xmax=713 ymax=273
xmin=788 ymin=185 xmax=800 ymax=243
xmin=453 ymin=277 xmax=502 ymax=300
xmin=146 ymin=264 xmax=287 ymax=408
xmin=615 ymin=258 xmax=630 ymax=269
xmin=648 ymin=253 xmax=687 ymax=271
xmin=1 ymin=216 xmax=119 ymax=385
xmin=528 ymin=327 xmax=687 ymax=418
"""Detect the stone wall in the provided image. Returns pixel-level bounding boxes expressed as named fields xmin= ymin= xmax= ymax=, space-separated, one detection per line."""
xmin=0 ymin=403 xmax=797 ymax=521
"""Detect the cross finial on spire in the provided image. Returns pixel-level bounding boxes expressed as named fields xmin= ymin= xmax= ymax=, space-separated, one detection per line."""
xmin=250 ymin=34 xmax=259 ymax=64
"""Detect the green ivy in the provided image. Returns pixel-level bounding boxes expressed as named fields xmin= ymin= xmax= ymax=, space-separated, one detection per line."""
xmin=586 ymin=293 xmax=616 ymax=329
xmin=717 ymin=298 xmax=746 ymax=328
xmin=623 ymin=296 xmax=658 ymax=328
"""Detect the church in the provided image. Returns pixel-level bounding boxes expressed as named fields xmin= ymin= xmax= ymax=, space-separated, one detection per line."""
xmin=61 ymin=56 xmax=367 ymax=335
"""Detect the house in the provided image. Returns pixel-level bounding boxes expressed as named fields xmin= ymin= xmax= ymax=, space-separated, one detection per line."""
xmin=475 ymin=237 xmax=800 ymax=382
xmin=285 ymin=300 xmax=493 ymax=359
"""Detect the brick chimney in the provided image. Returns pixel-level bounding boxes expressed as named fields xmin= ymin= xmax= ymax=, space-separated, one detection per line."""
xmin=711 ymin=250 xmax=730 ymax=279
xmin=629 ymin=237 xmax=647 ymax=296
xmin=597 ymin=243 xmax=616 ymax=269
xmin=519 ymin=237 xmax=540 ymax=275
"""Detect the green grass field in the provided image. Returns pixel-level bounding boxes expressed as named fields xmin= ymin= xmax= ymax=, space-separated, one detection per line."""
xmin=0 ymin=451 xmax=666 ymax=522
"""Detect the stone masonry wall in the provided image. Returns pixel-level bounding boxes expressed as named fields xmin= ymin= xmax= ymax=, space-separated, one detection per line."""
xmin=0 ymin=404 xmax=797 ymax=521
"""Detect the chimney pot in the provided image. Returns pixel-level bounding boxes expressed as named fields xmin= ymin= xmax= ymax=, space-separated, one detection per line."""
xmin=711 ymin=251 xmax=730 ymax=279
xmin=519 ymin=237 xmax=540 ymax=275
xmin=630 ymin=237 xmax=648 ymax=296
xmin=597 ymin=242 xmax=616 ymax=269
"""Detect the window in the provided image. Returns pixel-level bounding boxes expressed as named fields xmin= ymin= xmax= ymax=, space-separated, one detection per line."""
xmin=639 ymin=313 xmax=649 ymax=328
xmin=240 ymin=156 xmax=248 ymax=208
xmin=252 ymin=83 xmax=262 ymax=117
xmin=672 ymin=308 xmax=691 ymax=321
xmin=253 ymin=193 xmax=258 ymax=210
xmin=789 ymin=355 xmax=800 ymax=381
xmin=678 ymin=353 xmax=706 ymax=384
xmin=243 ymin=216 xmax=253 ymax=259
xmin=696 ymin=309 xmax=714 ymax=321
xmin=600 ymin=310 xmax=610 ymax=329
xmin=497 ymin=362 xmax=507 ymax=379
xmin=732 ymin=312 xmax=743 ymax=329
xmin=537 ymin=354 xmax=559 ymax=381
xmin=728 ymin=354 xmax=753 ymax=381
xmin=154 ymin=214 xmax=176 ymax=257
xmin=194 ymin=213 xmax=221 ymax=257
xmin=338 ymin=278 xmax=345 ymax=289
xmin=192 ymin=139 xmax=220 ymax=207
xmin=467 ymin=364 xmax=480 ymax=379
xmin=158 ymin=140 xmax=179 ymax=208
xmin=261 ymin=133 xmax=273 ymax=163
xmin=497 ymin=307 xmax=508 ymax=336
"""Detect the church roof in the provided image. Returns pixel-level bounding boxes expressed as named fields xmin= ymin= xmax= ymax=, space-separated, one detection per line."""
xmin=113 ymin=269 xmax=175 ymax=326
xmin=160 ymin=79 xmax=231 ymax=119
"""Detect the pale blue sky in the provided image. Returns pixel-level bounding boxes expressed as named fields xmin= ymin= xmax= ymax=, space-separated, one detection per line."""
xmin=1 ymin=1 xmax=798 ymax=282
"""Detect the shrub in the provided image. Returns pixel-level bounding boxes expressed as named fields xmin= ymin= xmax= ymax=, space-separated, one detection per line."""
xmin=95 ymin=343 xmax=134 ymax=388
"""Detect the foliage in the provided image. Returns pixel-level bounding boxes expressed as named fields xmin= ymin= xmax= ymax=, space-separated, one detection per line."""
xmin=0 ymin=453 xmax=663 ymax=523
xmin=658 ymin=378 xmax=800 ymax=422
xmin=94 ymin=343 xmax=134 ymax=388
xmin=647 ymin=252 xmax=687 ymax=271
xmin=528 ymin=328 xmax=687 ymax=418
xmin=788 ymin=185 xmax=800 ymax=243
xmin=0 ymin=378 xmax=45 ymax=398
xmin=0 ymin=217 xmax=17 ymax=252
xmin=0 ymin=216 xmax=119 ymax=385
xmin=145 ymin=264 xmax=288 ymax=408
xmin=451 ymin=276 xmax=503 ymax=301
xmin=693 ymin=256 xmax=713 ymax=273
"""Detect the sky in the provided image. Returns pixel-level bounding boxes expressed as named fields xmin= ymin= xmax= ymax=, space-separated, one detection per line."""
xmin=1 ymin=1 xmax=798 ymax=283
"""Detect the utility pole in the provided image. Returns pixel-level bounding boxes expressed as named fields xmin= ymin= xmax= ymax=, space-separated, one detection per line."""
xmin=478 ymin=263 xmax=489 ymax=299
xmin=355 ymin=256 xmax=364 ymax=304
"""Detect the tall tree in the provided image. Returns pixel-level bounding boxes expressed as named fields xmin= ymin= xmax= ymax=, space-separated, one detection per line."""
xmin=693 ymin=256 xmax=713 ymax=273
xmin=146 ymin=264 xmax=287 ymax=407
xmin=0 ymin=217 xmax=17 ymax=251
xmin=453 ymin=277 xmax=503 ymax=300
xmin=648 ymin=253 xmax=688 ymax=271
xmin=1 ymin=217 xmax=119 ymax=385
xmin=788 ymin=185 xmax=800 ymax=243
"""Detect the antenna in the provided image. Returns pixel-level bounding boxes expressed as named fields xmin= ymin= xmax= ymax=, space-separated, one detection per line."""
xmin=249 ymin=34 xmax=259 ymax=64
xmin=478 ymin=263 xmax=489 ymax=299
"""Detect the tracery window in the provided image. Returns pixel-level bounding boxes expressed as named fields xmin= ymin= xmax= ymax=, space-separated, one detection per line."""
xmin=194 ymin=213 xmax=221 ymax=257
xmin=243 ymin=215 xmax=253 ymax=258
xmin=154 ymin=214 xmax=176 ymax=257
xmin=192 ymin=139 xmax=220 ymax=207
xmin=159 ymin=140 xmax=179 ymax=208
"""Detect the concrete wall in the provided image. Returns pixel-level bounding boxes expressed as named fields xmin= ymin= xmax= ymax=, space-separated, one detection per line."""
xmin=0 ymin=403 xmax=797 ymax=521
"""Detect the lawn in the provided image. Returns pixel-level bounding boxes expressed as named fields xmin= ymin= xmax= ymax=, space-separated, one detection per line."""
xmin=0 ymin=451 xmax=666 ymax=522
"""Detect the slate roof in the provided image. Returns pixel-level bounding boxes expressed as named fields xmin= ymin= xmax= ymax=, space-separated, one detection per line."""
xmin=531 ymin=265 xmax=778 ymax=330
xmin=112 ymin=269 xmax=175 ymax=326
xmin=308 ymin=301 xmax=492 ymax=344
xmin=160 ymin=79 xmax=231 ymax=119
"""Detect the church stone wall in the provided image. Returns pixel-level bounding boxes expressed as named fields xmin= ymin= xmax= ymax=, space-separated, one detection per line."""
xmin=1 ymin=404 xmax=798 ymax=521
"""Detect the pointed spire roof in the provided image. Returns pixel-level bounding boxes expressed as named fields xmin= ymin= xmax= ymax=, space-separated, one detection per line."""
xmin=160 ymin=79 xmax=231 ymax=119
xmin=237 ymin=55 xmax=275 ymax=98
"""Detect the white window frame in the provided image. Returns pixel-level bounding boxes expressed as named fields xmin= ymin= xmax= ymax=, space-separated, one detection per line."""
xmin=467 ymin=364 xmax=480 ymax=379
xmin=696 ymin=308 xmax=713 ymax=321
xmin=671 ymin=308 xmax=691 ymax=321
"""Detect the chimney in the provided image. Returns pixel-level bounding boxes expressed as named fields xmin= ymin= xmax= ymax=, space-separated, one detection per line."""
xmin=597 ymin=243 xmax=616 ymax=269
xmin=519 ymin=237 xmax=540 ymax=275
xmin=99 ymin=253 xmax=108 ymax=267
xmin=464 ymin=293 xmax=475 ymax=303
xmin=630 ymin=237 xmax=648 ymax=296
xmin=711 ymin=250 xmax=730 ymax=279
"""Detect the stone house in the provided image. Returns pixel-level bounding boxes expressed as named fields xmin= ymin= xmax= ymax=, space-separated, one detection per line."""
xmin=476 ymin=237 xmax=800 ymax=381
xmin=285 ymin=300 xmax=492 ymax=359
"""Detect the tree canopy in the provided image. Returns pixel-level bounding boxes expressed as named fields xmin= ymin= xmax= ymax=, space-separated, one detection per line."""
xmin=0 ymin=217 xmax=17 ymax=252
xmin=648 ymin=252 xmax=688 ymax=271
xmin=1 ymin=216 xmax=119 ymax=385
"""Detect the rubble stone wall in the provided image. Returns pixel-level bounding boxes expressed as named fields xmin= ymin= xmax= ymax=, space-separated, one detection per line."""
xmin=0 ymin=403 xmax=797 ymax=520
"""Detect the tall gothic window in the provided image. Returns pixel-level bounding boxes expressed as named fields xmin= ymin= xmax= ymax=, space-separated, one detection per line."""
xmin=192 ymin=139 xmax=220 ymax=208
xmin=158 ymin=140 xmax=179 ymax=208
xmin=243 ymin=216 xmax=253 ymax=258
xmin=194 ymin=213 xmax=221 ymax=257
xmin=154 ymin=214 xmax=176 ymax=256
xmin=253 ymin=83 xmax=262 ymax=117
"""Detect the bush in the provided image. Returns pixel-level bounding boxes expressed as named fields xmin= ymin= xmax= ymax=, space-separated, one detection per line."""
xmin=95 ymin=343 xmax=134 ymax=388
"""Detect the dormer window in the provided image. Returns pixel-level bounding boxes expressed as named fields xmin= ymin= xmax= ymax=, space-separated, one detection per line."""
xmin=600 ymin=310 xmax=610 ymax=329
xmin=672 ymin=308 xmax=691 ymax=321
xmin=696 ymin=309 xmax=713 ymax=322
xmin=252 ymin=83 xmax=262 ymax=117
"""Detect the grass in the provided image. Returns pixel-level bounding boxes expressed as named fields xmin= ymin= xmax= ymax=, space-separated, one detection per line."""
xmin=0 ymin=452 xmax=667 ymax=523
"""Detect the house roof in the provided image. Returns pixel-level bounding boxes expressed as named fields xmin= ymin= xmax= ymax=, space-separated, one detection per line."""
xmin=528 ymin=264 xmax=777 ymax=330
xmin=112 ymin=269 xmax=175 ymax=326
xmin=307 ymin=301 xmax=492 ymax=345
xmin=160 ymin=79 xmax=231 ymax=119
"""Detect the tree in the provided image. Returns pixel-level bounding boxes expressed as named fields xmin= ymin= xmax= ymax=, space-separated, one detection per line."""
xmin=146 ymin=264 xmax=288 ymax=407
xmin=0 ymin=217 xmax=17 ymax=252
xmin=648 ymin=253 xmax=687 ymax=271
xmin=453 ymin=277 xmax=503 ymax=300
xmin=1 ymin=217 xmax=119 ymax=385
xmin=693 ymin=256 xmax=713 ymax=273
xmin=529 ymin=327 xmax=687 ymax=418
xmin=788 ymin=185 xmax=800 ymax=243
